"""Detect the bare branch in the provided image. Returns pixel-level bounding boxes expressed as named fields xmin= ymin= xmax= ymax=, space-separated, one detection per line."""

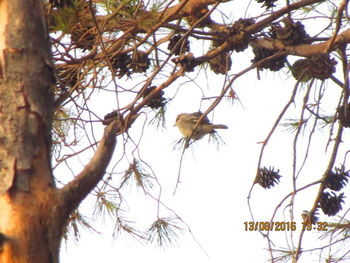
xmin=59 ymin=120 xmax=119 ymax=215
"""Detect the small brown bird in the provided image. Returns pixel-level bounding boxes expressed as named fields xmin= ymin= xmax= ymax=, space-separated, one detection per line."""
xmin=175 ymin=112 xmax=228 ymax=140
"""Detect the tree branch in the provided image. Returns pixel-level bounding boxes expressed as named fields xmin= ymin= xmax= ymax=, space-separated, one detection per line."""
xmin=58 ymin=120 xmax=118 ymax=215
xmin=247 ymin=0 xmax=324 ymax=35
xmin=253 ymin=28 xmax=350 ymax=57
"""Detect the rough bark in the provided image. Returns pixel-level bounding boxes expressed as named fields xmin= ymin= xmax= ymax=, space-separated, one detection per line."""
xmin=0 ymin=0 xmax=58 ymax=262
xmin=0 ymin=1 xmax=119 ymax=263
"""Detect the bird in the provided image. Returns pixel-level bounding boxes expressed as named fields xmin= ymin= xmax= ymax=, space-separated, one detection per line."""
xmin=175 ymin=111 xmax=228 ymax=141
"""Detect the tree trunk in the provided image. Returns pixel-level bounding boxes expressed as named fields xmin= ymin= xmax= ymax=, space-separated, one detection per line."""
xmin=0 ymin=0 xmax=61 ymax=262
xmin=0 ymin=1 xmax=120 ymax=262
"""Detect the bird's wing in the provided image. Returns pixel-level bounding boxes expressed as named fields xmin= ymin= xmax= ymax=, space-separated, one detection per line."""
xmin=193 ymin=111 xmax=211 ymax=125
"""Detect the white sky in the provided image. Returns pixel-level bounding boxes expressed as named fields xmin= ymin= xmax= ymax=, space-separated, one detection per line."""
xmin=59 ymin=64 xmax=349 ymax=262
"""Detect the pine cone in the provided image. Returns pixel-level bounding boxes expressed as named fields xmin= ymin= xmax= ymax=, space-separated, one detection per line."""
xmin=256 ymin=0 xmax=277 ymax=9
xmin=324 ymin=167 xmax=349 ymax=191
xmin=102 ymin=110 xmax=119 ymax=125
xmin=251 ymin=45 xmax=286 ymax=71
xmin=291 ymin=59 xmax=311 ymax=82
xmin=338 ymin=104 xmax=350 ymax=127
xmin=185 ymin=8 xmax=211 ymax=28
xmin=301 ymin=210 xmax=319 ymax=224
xmin=168 ymin=34 xmax=190 ymax=55
xmin=111 ymin=53 xmax=132 ymax=78
xmin=209 ymin=52 xmax=232 ymax=75
xmin=308 ymin=54 xmax=337 ymax=79
xmin=319 ymin=192 xmax=345 ymax=216
xmin=291 ymin=54 xmax=337 ymax=81
xmin=129 ymin=50 xmax=150 ymax=73
xmin=142 ymin=86 xmax=166 ymax=109
xmin=172 ymin=52 xmax=196 ymax=72
xmin=228 ymin=18 xmax=255 ymax=52
xmin=256 ymin=166 xmax=282 ymax=189
xmin=271 ymin=18 xmax=308 ymax=46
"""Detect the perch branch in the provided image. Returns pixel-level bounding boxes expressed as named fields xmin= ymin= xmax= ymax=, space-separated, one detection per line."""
xmin=59 ymin=120 xmax=119 ymax=215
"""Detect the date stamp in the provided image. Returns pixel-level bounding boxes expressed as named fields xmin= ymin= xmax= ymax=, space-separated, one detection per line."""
xmin=244 ymin=221 xmax=328 ymax=231
xmin=244 ymin=221 xmax=297 ymax=231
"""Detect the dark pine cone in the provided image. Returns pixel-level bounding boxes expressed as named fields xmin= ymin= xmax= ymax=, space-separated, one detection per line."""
xmin=209 ymin=52 xmax=232 ymax=75
xmin=185 ymin=8 xmax=211 ymax=28
xmin=256 ymin=0 xmax=278 ymax=9
xmin=256 ymin=166 xmax=282 ymax=189
xmin=142 ymin=86 xmax=166 ymax=109
xmin=308 ymin=54 xmax=337 ymax=79
xmin=291 ymin=54 xmax=337 ymax=81
xmin=291 ymin=59 xmax=310 ymax=82
xmin=301 ymin=210 xmax=319 ymax=224
xmin=228 ymin=18 xmax=255 ymax=52
xmin=172 ymin=52 xmax=197 ymax=72
xmin=168 ymin=34 xmax=190 ymax=55
xmin=129 ymin=50 xmax=150 ymax=73
xmin=102 ymin=110 xmax=119 ymax=125
xmin=111 ymin=53 xmax=132 ymax=78
xmin=319 ymin=191 xmax=345 ymax=216
xmin=337 ymin=104 xmax=350 ymax=128
xmin=251 ymin=45 xmax=286 ymax=71
xmin=324 ymin=167 xmax=349 ymax=191
xmin=270 ymin=18 xmax=309 ymax=46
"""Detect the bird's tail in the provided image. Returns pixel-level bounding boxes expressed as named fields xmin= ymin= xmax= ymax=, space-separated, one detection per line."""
xmin=212 ymin=124 xmax=228 ymax=129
